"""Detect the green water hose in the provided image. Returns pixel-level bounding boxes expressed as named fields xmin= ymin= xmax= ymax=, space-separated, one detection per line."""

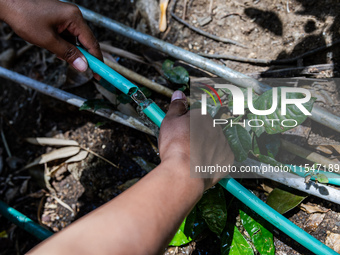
xmin=219 ymin=178 xmax=337 ymax=255
xmin=0 ymin=200 xmax=53 ymax=240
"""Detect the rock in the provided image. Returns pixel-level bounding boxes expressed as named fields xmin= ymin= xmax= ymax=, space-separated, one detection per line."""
xmin=325 ymin=232 xmax=340 ymax=253
xmin=136 ymin=0 xmax=160 ymax=36
xmin=198 ymin=16 xmax=212 ymax=27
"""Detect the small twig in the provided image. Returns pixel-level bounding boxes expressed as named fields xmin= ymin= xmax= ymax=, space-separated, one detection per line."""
xmin=200 ymin=39 xmax=340 ymax=65
xmin=103 ymin=54 xmax=175 ymax=98
xmin=182 ymin=0 xmax=188 ymax=20
xmin=100 ymin=42 xmax=148 ymax=65
xmin=0 ymin=125 xmax=11 ymax=158
xmin=221 ymin=13 xmax=246 ymax=21
xmin=37 ymin=194 xmax=46 ymax=225
xmin=145 ymin=135 xmax=159 ymax=155
xmin=80 ymin=146 xmax=119 ymax=168
xmin=48 ymin=193 xmax=75 ymax=216
xmin=281 ymin=139 xmax=340 ymax=172
xmin=171 ymin=0 xmax=247 ymax=48
xmin=247 ymin=63 xmax=334 ymax=79
xmin=17 ymin=43 xmax=34 ymax=58
xmin=208 ymin=0 xmax=213 ymax=14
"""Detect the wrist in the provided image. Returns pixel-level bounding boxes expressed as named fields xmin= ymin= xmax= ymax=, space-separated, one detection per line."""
xmin=159 ymin=156 xmax=205 ymax=197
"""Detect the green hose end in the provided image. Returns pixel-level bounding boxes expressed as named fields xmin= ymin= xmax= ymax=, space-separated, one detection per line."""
xmin=142 ymin=102 xmax=166 ymax=128
xmin=77 ymin=46 xmax=138 ymax=95
xmin=0 ymin=200 xmax=53 ymax=240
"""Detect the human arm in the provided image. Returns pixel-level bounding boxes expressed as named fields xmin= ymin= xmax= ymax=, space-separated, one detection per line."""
xmin=0 ymin=0 xmax=102 ymax=74
xmin=28 ymin=91 xmax=234 ymax=255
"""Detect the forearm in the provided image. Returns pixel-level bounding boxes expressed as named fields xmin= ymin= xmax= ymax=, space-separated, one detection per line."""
xmin=0 ymin=0 xmax=13 ymax=21
xmin=28 ymin=159 xmax=204 ymax=255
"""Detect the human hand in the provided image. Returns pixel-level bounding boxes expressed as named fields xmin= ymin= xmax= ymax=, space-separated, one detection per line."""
xmin=0 ymin=0 xmax=102 ymax=76
xmin=159 ymin=91 xmax=234 ymax=191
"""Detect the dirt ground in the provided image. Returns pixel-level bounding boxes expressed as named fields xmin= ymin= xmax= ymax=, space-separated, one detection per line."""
xmin=1 ymin=0 xmax=340 ymax=254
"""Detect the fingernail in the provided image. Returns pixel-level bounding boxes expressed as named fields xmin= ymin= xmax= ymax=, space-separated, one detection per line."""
xmin=171 ymin=90 xmax=186 ymax=102
xmin=72 ymin=57 xmax=88 ymax=72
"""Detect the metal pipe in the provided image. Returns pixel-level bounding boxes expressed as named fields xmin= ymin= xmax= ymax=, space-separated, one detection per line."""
xmin=234 ymin=158 xmax=340 ymax=204
xmin=0 ymin=67 xmax=154 ymax=135
xmin=61 ymin=1 xmax=270 ymax=95
xmin=67 ymin=2 xmax=340 ymax=133
xmin=0 ymin=200 xmax=53 ymax=240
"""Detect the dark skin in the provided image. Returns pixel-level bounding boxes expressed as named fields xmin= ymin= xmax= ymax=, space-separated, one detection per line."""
xmin=0 ymin=1 xmax=234 ymax=253
xmin=0 ymin=0 xmax=103 ymax=75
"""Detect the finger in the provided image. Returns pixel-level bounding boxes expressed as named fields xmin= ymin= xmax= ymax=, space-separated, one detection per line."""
xmin=166 ymin=91 xmax=188 ymax=118
xmin=73 ymin=18 xmax=103 ymax=62
xmin=48 ymin=33 xmax=88 ymax=72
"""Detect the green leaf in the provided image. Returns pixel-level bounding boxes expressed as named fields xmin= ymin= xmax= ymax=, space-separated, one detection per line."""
xmin=257 ymin=154 xmax=283 ymax=167
xmin=225 ymin=125 xmax=252 ymax=162
xmin=316 ymin=173 xmax=329 ymax=183
xmin=248 ymin=88 xmax=315 ymax=136
xmin=227 ymin=87 xmax=259 ymax=110
xmin=266 ymin=188 xmax=307 ymax=214
xmin=240 ymin=209 xmax=275 ymax=255
xmin=198 ymin=186 xmax=227 ymax=235
xmin=253 ymin=135 xmax=260 ymax=155
xmin=99 ymin=78 xmax=117 ymax=93
xmin=162 ymin=59 xmax=189 ymax=85
xmin=169 ymin=208 xmax=196 ymax=246
xmin=169 ymin=218 xmax=192 ymax=246
xmin=263 ymin=134 xmax=281 ymax=158
xmin=140 ymin=87 xmax=152 ymax=98
xmin=221 ymin=225 xmax=254 ymax=255
xmin=79 ymin=99 xmax=114 ymax=112
xmin=117 ymin=93 xmax=132 ymax=104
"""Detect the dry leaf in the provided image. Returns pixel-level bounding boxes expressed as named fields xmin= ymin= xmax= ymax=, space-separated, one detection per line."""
xmin=20 ymin=178 xmax=30 ymax=194
xmin=65 ymin=150 xmax=88 ymax=163
xmin=260 ymin=183 xmax=273 ymax=194
xmin=24 ymin=146 xmax=80 ymax=169
xmin=26 ymin=137 xmax=79 ymax=147
xmin=300 ymin=203 xmax=330 ymax=214
xmin=315 ymin=145 xmax=333 ymax=154
xmin=330 ymin=145 xmax=340 ymax=154
xmin=5 ymin=187 xmax=19 ymax=203
xmin=304 ymin=213 xmax=326 ymax=232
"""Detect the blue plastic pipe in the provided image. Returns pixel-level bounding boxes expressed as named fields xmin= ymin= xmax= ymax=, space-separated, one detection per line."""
xmin=0 ymin=200 xmax=53 ymax=240
xmin=219 ymin=178 xmax=337 ymax=255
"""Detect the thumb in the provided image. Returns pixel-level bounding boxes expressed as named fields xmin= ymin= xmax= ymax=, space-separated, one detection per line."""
xmin=50 ymin=36 xmax=88 ymax=72
xmin=166 ymin=91 xmax=188 ymax=118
